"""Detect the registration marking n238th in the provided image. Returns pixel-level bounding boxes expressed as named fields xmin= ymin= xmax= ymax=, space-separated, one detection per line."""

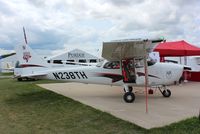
xmin=52 ymin=71 xmax=88 ymax=80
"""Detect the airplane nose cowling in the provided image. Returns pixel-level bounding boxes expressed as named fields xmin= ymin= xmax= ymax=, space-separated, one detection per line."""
xmin=172 ymin=64 xmax=184 ymax=82
xmin=162 ymin=63 xmax=184 ymax=85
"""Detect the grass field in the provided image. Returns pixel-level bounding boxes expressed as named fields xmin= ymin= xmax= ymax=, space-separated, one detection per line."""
xmin=0 ymin=72 xmax=14 ymax=76
xmin=0 ymin=78 xmax=200 ymax=134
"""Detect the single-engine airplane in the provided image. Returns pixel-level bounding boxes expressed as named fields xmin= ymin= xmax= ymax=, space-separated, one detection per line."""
xmin=14 ymin=38 xmax=184 ymax=103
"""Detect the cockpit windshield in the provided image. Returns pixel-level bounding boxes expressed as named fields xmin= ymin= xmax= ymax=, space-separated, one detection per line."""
xmin=103 ymin=61 xmax=120 ymax=69
xmin=147 ymin=60 xmax=156 ymax=66
xmin=135 ymin=59 xmax=156 ymax=68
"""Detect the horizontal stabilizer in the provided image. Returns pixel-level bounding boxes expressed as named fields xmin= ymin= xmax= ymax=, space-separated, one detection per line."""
xmin=14 ymin=71 xmax=47 ymax=78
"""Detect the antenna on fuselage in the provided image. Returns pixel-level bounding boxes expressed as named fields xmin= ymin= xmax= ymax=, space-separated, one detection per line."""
xmin=23 ymin=26 xmax=28 ymax=45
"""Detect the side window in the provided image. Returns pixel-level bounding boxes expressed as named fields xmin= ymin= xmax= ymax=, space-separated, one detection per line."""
xmin=103 ymin=61 xmax=120 ymax=69
xmin=89 ymin=59 xmax=97 ymax=63
xmin=67 ymin=60 xmax=75 ymax=62
xmin=53 ymin=60 xmax=62 ymax=64
xmin=79 ymin=59 xmax=87 ymax=63
xmin=135 ymin=59 xmax=144 ymax=68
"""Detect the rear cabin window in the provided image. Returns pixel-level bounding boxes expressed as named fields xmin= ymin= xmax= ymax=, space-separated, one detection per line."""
xmin=103 ymin=61 xmax=120 ymax=69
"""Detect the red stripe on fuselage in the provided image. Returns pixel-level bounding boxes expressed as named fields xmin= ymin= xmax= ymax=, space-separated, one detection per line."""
xmin=96 ymin=73 xmax=123 ymax=83
xmin=19 ymin=64 xmax=46 ymax=68
xmin=137 ymin=72 xmax=160 ymax=79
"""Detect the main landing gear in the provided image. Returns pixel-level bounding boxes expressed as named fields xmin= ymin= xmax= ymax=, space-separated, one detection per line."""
xmin=123 ymin=86 xmax=135 ymax=103
xmin=158 ymin=86 xmax=171 ymax=97
xmin=122 ymin=85 xmax=172 ymax=103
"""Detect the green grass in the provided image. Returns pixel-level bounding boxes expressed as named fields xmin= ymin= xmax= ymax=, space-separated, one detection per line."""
xmin=0 ymin=72 xmax=14 ymax=76
xmin=149 ymin=117 xmax=200 ymax=134
xmin=0 ymin=78 xmax=200 ymax=134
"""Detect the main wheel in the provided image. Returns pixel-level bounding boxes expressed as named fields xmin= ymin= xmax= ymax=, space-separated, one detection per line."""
xmin=162 ymin=89 xmax=171 ymax=97
xmin=123 ymin=92 xmax=135 ymax=103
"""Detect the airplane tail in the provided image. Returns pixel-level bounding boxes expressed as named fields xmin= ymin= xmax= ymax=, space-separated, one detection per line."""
xmin=15 ymin=44 xmax=50 ymax=68
xmin=14 ymin=27 xmax=50 ymax=79
xmin=14 ymin=44 xmax=50 ymax=78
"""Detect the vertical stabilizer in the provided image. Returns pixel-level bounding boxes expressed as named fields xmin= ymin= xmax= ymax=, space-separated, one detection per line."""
xmin=15 ymin=44 xmax=50 ymax=68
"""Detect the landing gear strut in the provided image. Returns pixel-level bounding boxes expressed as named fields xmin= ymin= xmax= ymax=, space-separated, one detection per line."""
xmin=159 ymin=86 xmax=171 ymax=97
xmin=123 ymin=86 xmax=135 ymax=103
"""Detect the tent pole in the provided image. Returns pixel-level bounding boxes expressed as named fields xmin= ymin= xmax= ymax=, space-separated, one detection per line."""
xmin=144 ymin=42 xmax=149 ymax=114
xmin=184 ymin=56 xmax=188 ymax=82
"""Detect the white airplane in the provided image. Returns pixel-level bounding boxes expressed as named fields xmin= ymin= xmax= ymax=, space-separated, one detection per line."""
xmin=1 ymin=63 xmax=14 ymax=72
xmin=14 ymin=39 xmax=184 ymax=103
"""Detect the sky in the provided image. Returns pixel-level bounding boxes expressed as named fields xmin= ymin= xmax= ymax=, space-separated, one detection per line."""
xmin=0 ymin=0 xmax=200 ymax=57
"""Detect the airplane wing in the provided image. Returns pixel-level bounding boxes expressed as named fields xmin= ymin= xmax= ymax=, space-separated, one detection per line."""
xmin=102 ymin=38 xmax=164 ymax=60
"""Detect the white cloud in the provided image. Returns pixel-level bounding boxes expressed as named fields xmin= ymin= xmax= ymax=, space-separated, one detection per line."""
xmin=0 ymin=0 xmax=200 ymax=57
xmin=0 ymin=48 xmax=15 ymax=55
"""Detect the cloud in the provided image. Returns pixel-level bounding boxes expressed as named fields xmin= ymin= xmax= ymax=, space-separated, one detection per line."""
xmin=0 ymin=0 xmax=200 ymax=57
xmin=106 ymin=0 xmax=144 ymax=7
xmin=0 ymin=48 xmax=15 ymax=55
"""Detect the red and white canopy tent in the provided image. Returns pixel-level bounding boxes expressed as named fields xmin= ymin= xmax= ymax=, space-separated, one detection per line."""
xmin=154 ymin=40 xmax=200 ymax=81
xmin=154 ymin=40 xmax=200 ymax=57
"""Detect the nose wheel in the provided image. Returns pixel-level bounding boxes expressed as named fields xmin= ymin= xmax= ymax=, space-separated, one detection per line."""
xmin=159 ymin=86 xmax=171 ymax=97
xmin=162 ymin=89 xmax=171 ymax=97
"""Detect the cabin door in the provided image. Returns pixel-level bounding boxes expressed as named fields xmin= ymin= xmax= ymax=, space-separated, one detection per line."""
xmin=121 ymin=59 xmax=136 ymax=83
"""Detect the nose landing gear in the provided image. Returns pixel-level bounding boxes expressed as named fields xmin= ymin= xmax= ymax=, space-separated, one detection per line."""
xmin=123 ymin=86 xmax=135 ymax=103
xmin=158 ymin=86 xmax=171 ymax=97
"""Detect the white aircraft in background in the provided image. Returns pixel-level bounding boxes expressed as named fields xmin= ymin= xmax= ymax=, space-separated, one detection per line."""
xmin=14 ymin=38 xmax=184 ymax=103
xmin=2 ymin=63 xmax=14 ymax=72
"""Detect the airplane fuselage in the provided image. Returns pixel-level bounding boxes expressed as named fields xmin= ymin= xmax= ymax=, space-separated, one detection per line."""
xmin=44 ymin=62 xmax=183 ymax=87
xmin=14 ymin=39 xmax=184 ymax=103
